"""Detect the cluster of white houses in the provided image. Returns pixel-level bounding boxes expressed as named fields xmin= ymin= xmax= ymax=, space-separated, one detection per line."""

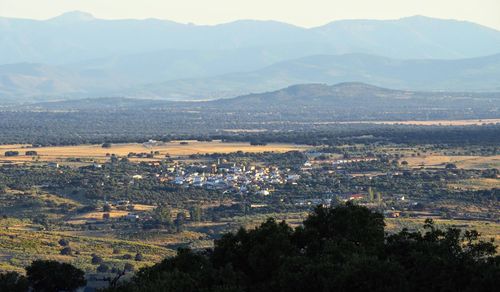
xmin=148 ymin=156 xmax=379 ymax=195
xmin=332 ymin=157 xmax=378 ymax=166
xmin=160 ymin=162 xmax=301 ymax=195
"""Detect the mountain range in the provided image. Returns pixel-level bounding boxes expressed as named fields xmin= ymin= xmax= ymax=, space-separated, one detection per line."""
xmin=1 ymin=12 xmax=500 ymax=103
xmin=3 ymin=12 xmax=500 ymax=64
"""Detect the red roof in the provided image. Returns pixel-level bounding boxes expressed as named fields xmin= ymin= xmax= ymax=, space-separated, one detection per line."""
xmin=349 ymin=194 xmax=364 ymax=200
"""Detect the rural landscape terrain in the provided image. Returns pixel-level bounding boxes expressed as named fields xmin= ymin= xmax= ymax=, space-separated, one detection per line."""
xmin=0 ymin=3 xmax=499 ymax=291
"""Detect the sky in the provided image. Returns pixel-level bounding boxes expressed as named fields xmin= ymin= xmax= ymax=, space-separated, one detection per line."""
xmin=1 ymin=0 xmax=499 ymax=30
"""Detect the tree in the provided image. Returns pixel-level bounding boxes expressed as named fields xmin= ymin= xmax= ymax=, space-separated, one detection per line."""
xmin=174 ymin=212 xmax=186 ymax=232
xmin=212 ymin=218 xmax=296 ymax=289
xmin=134 ymin=253 xmax=143 ymax=262
xmin=384 ymin=219 xmax=499 ymax=291
xmin=91 ymin=254 xmax=103 ymax=265
xmin=483 ymin=168 xmax=499 ymax=178
xmin=189 ymin=206 xmax=203 ymax=222
xmin=26 ymin=260 xmax=86 ymax=292
xmin=368 ymin=187 xmax=375 ymax=202
xmin=58 ymin=238 xmax=69 ymax=247
xmin=124 ymin=263 xmax=134 ymax=272
xmin=104 ymin=204 xmax=500 ymax=292
xmin=60 ymin=246 xmax=72 ymax=255
xmin=445 ymin=163 xmax=458 ymax=169
xmin=0 ymin=272 xmax=29 ymax=292
xmin=97 ymin=263 xmax=110 ymax=273
xmin=152 ymin=205 xmax=173 ymax=227
xmin=297 ymin=203 xmax=385 ymax=256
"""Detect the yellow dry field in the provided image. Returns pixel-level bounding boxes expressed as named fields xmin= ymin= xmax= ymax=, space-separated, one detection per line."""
xmin=67 ymin=210 xmax=130 ymax=224
xmin=405 ymin=155 xmax=500 ymax=169
xmin=0 ymin=140 xmax=309 ymax=163
xmin=133 ymin=204 xmax=156 ymax=212
xmin=66 ymin=204 xmax=155 ymax=224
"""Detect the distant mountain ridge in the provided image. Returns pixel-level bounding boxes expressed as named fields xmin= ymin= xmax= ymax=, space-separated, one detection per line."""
xmin=126 ymin=53 xmax=500 ymax=100
xmin=2 ymin=53 xmax=500 ymax=102
xmin=1 ymin=12 xmax=500 ymax=103
xmin=1 ymin=12 xmax=500 ymax=65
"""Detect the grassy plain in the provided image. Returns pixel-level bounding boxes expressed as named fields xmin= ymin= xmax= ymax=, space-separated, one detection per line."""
xmin=0 ymin=140 xmax=309 ymax=163
xmin=405 ymin=155 xmax=500 ymax=169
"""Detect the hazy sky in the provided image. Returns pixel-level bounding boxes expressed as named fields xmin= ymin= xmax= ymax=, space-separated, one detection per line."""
xmin=1 ymin=0 xmax=499 ymax=30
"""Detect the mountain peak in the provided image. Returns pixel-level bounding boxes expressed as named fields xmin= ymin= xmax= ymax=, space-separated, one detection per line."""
xmin=49 ymin=11 xmax=95 ymax=22
xmin=400 ymin=15 xmax=434 ymax=20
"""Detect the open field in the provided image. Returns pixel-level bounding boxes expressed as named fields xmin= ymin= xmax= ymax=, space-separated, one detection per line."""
xmin=0 ymin=140 xmax=309 ymax=163
xmin=405 ymin=155 xmax=500 ymax=169
xmin=66 ymin=210 xmax=132 ymax=225
xmin=66 ymin=204 xmax=156 ymax=225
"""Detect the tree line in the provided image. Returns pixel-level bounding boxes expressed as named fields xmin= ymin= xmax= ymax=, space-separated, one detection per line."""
xmin=106 ymin=203 xmax=499 ymax=292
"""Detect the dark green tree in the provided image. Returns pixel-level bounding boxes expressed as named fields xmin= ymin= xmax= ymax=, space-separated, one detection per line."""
xmin=26 ymin=260 xmax=86 ymax=292
xmin=0 ymin=271 xmax=29 ymax=292
xmin=104 ymin=204 xmax=499 ymax=292
xmin=189 ymin=206 xmax=203 ymax=222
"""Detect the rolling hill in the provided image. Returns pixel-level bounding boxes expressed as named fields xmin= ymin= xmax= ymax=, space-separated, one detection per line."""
xmin=213 ymin=82 xmax=500 ymax=111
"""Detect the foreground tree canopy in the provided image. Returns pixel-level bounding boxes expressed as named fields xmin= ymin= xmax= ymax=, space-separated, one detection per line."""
xmin=107 ymin=203 xmax=500 ymax=292
xmin=1 ymin=203 xmax=498 ymax=292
